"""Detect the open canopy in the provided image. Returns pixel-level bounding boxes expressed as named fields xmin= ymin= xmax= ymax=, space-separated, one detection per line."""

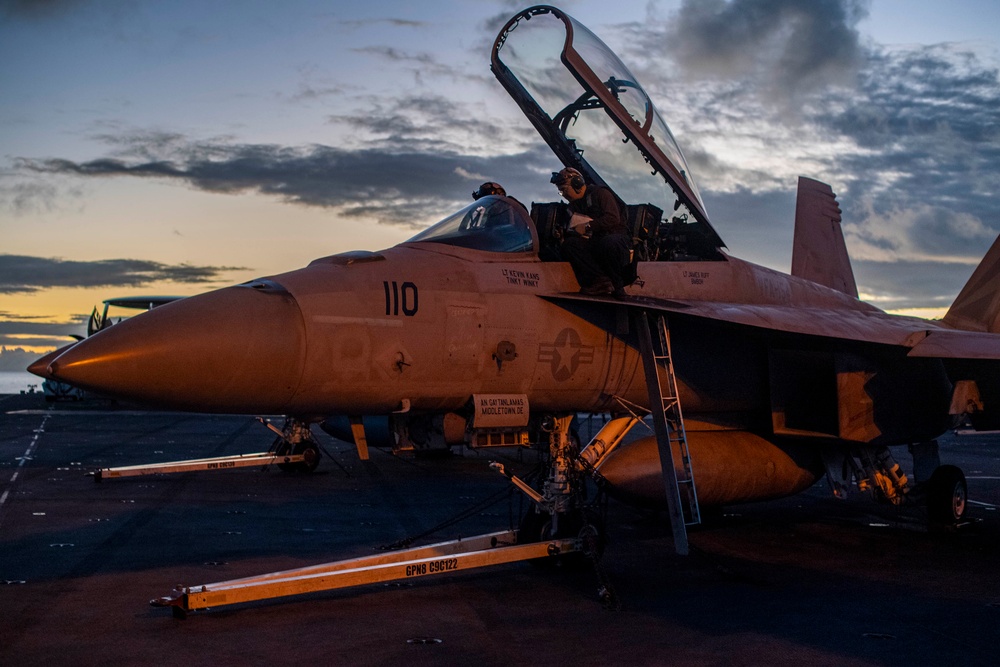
xmin=492 ymin=5 xmax=725 ymax=250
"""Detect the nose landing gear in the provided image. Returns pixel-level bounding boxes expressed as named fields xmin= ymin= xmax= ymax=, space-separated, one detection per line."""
xmin=267 ymin=418 xmax=321 ymax=473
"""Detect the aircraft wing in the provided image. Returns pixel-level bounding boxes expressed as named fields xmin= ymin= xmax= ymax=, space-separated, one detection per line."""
xmin=543 ymin=293 xmax=1000 ymax=360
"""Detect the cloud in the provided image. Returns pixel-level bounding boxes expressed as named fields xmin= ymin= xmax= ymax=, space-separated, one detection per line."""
xmin=17 ymin=132 xmax=557 ymax=227
xmin=13 ymin=80 xmax=553 ymax=226
xmin=288 ymin=82 xmax=347 ymax=104
xmin=339 ymin=18 xmax=426 ymax=30
xmin=7 ymin=0 xmax=998 ymax=314
xmin=803 ymin=44 xmax=1000 ymax=304
xmin=0 ymin=314 xmax=86 ymax=332
xmin=454 ymin=167 xmax=491 ymax=182
xmin=604 ymin=2 xmax=998 ymax=282
xmin=1 ymin=336 xmax=75 ymax=350
xmin=844 ymin=202 xmax=996 ymax=263
xmin=351 ymin=47 xmax=460 ymax=84
xmin=823 ymin=45 xmax=1000 ymax=211
xmin=853 ymin=258 xmax=978 ymax=312
xmin=480 ymin=0 xmax=543 ymax=35
xmin=0 ymin=346 xmax=48 ymax=372
xmin=0 ymin=0 xmax=86 ymax=20
xmin=326 ymin=94 xmax=515 ymax=153
xmin=0 ymin=255 xmax=247 ymax=294
xmin=662 ymin=0 xmax=869 ymax=97
xmin=0 ymin=177 xmax=62 ymax=215
xmin=0 ymin=0 xmax=138 ymax=42
xmin=0 ymin=315 xmax=89 ymax=355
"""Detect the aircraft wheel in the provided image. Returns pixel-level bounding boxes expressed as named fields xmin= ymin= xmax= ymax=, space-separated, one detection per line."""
xmin=927 ymin=464 xmax=967 ymax=526
xmin=274 ymin=438 xmax=321 ymax=473
xmin=576 ymin=516 xmax=606 ymax=560
xmin=293 ymin=442 xmax=321 ymax=473
xmin=517 ymin=508 xmax=604 ymax=566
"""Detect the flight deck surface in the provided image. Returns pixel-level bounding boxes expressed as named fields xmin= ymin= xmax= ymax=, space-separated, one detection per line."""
xmin=2 ymin=392 xmax=1000 ymax=666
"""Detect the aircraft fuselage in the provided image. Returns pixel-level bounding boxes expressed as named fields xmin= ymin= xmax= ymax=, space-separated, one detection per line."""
xmin=42 ymin=242 xmax=954 ymax=450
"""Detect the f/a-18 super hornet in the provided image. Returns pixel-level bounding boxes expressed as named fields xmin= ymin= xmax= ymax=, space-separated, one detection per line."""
xmin=28 ymin=5 xmax=1000 ymax=613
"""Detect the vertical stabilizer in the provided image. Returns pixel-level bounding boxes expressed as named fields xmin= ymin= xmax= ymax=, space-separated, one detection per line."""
xmin=790 ymin=177 xmax=858 ymax=298
xmin=943 ymin=234 xmax=1000 ymax=333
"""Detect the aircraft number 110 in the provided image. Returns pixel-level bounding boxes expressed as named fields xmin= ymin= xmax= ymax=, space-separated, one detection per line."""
xmin=383 ymin=281 xmax=419 ymax=316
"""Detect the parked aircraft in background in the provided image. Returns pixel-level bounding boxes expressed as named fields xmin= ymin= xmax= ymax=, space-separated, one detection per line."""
xmin=86 ymin=296 xmax=183 ymax=337
xmin=29 ymin=5 xmax=1000 ymax=557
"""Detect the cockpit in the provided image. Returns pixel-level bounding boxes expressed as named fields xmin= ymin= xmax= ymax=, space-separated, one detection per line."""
xmin=405 ymin=196 xmax=535 ymax=254
xmin=407 ymin=6 xmax=728 ymax=263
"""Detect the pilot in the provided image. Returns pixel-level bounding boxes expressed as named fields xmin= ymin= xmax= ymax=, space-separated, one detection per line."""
xmin=473 ymin=182 xmax=507 ymax=199
xmin=550 ymin=167 xmax=631 ymax=297
xmin=473 ymin=181 xmax=528 ymax=213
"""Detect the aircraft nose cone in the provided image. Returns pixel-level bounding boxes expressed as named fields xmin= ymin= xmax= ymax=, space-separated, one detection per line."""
xmin=47 ymin=282 xmax=306 ymax=412
xmin=28 ymin=344 xmax=74 ymax=379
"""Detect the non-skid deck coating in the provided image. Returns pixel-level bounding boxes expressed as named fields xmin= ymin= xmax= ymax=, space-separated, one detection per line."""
xmin=2 ymin=391 xmax=1000 ymax=666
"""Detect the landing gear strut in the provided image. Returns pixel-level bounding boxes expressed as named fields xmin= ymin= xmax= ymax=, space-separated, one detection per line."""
xmin=267 ymin=418 xmax=321 ymax=473
xmin=492 ymin=414 xmax=616 ymax=603
xmin=823 ymin=443 xmax=969 ymax=528
xmin=492 ymin=415 xmax=589 ymax=541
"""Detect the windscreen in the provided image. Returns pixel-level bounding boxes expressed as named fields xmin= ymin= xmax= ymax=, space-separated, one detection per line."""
xmin=406 ymin=196 xmax=535 ymax=253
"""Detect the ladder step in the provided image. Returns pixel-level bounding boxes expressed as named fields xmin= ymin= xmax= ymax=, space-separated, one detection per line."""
xmin=637 ymin=310 xmax=703 ymax=541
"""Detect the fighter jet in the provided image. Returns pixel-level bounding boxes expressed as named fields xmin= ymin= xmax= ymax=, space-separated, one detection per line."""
xmin=29 ymin=6 xmax=1000 ymax=550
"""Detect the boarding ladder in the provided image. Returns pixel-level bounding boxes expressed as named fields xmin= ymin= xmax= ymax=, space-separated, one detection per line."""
xmin=634 ymin=310 xmax=701 ymax=555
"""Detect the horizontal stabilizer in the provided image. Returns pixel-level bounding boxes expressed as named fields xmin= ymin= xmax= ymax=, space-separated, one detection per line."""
xmin=907 ymin=328 xmax=1000 ymax=360
xmin=943 ymin=233 xmax=1000 ymax=333
xmin=791 ymin=177 xmax=858 ymax=298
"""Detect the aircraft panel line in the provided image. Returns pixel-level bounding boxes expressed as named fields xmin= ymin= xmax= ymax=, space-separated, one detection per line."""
xmin=312 ymin=315 xmax=404 ymax=327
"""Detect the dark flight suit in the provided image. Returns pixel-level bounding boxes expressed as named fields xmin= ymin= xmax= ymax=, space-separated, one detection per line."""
xmin=561 ymin=186 xmax=632 ymax=294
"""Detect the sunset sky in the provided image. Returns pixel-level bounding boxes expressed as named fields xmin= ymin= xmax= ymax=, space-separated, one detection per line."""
xmin=2 ymin=0 xmax=998 ymax=371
